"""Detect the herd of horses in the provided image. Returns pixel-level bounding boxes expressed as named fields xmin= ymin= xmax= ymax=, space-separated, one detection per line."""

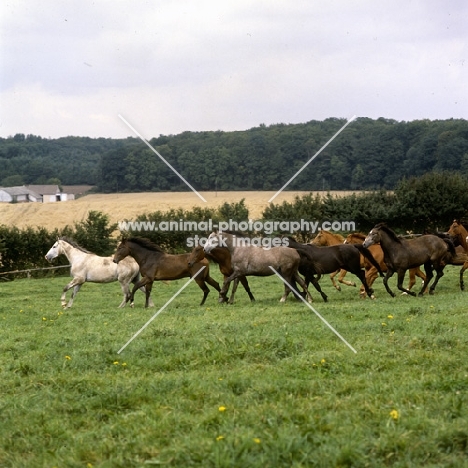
xmin=44 ymin=220 xmax=468 ymax=309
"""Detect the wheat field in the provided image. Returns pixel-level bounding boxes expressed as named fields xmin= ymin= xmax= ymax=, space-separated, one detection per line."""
xmin=0 ymin=191 xmax=358 ymax=230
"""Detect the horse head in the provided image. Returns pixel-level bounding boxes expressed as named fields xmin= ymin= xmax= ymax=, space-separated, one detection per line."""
xmin=362 ymin=226 xmax=382 ymax=248
xmin=204 ymin=232 xmax=228 ymax=253
xmin=188 ymin=245 xmax=205 ymax=267
xmin=113 ymin=238 xmax=129 ymax=264
xmin=45 ymin=239 xmax=62 ymax=262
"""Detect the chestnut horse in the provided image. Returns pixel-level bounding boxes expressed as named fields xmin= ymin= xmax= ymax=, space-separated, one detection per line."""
xmin=363 ymin=223 xmax=454 ymax=297
xmin=447 ymin=220 xmax=468 ymax=290
xmin=113 ymin=237 xmax=221 ymax=307
xmin=187 ymin=245 xmax=255 ymax=304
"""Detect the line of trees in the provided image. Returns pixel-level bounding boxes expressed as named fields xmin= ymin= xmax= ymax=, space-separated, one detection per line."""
xmin=1 ymin=172 xmax=468 ymax=276
xmin=1 ymin=118 xmax=467 ymax=191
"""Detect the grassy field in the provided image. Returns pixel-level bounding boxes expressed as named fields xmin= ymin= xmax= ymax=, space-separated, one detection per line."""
xmin=1 ymin=265 xmax=468 ymax=467
xmin=0 ymin=191 xmax=358 ymax=230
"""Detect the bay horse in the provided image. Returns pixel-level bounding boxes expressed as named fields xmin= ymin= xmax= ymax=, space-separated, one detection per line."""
xmin=187 ymin=245 xmax=255 ymax=304
xmin=286 ymin=236 xmax=382 ymax=302
xmin=447 ymin=220 xmax=468 ymax=290
xmin=345 ymin=232 xmax=426 ymax=297
xmin=362 ymin=223 xmax=454 ymax=297
xmin=112 ymin=237 xmax=221 ymax=307
xmin=45 ymin=237 xmax=150 ymax=309
xmin=203 ymin=231 xmax=312 ymax=303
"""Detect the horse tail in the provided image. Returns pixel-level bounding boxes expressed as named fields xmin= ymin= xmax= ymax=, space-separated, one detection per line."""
xmin=442 ymin=237 xmax=456 ymax=258
xmin=132 ymin=271 xmax=141 ymax=284
xmin=353 ymin=244 xmax=384 ymax=277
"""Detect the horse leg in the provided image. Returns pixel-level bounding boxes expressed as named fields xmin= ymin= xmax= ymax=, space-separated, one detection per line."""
xmin=428 ymin=266 xmax=444 ymax=295
xmin=419 ymin=263 xmax=434 ymax=296
xmin=383 ymin=270 xmax=396 ymax=298
xmin=329 ymin=270 xmax=341 ymax=291
xmin=309 ymin=274 xmax=327 ymax=302
xmin=396 ymin=269 xmax=416 ymax=296
xmin=217 ymin=275 xmax=230 ymax=303
xmin=219 ymin=271 xmax=237 ymax=303
xmin=408 ymin=267 xmax=426 ymax=291
xmin=61 ymin=277 xmax=84 ymax=308
xmin=143 ymin=280 xmax=154 ymax=308
xmin=360 ymin=267 xmax=379 ymax=298
xmin=131 ymin=273 xmax=154 ymax=307
xmin=228 ymin=278 xmax=240 ymax=304
xmin=459 ymin=262 xmax=468 ymax=290
xmin=284 ymin=272 xmax=314 ymax=303
xmin=354 ymin=269 xmax=375 ymax=299
xmin=66 ymin=283 xmax=83 ymax=308
xmin=193 ymin=276 xmax=211 ymax=306
xmin=239 ymin=276 xmax=255 ymax=302
xmin=415 ymin=267 xmax=426 ymax=285
xmin=129 ymin=276 xmax=152 ymax=307
xmin=407 ymin=268 xmax=416 ymax=291
xmin=338 ymin=269 xmax=356 ymax=288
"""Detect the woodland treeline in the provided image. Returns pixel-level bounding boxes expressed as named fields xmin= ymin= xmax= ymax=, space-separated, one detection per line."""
xmin=2 ymin=171 xmax=468 ymax=276
xmin=1 ymin=118 xmax=467 ymax=191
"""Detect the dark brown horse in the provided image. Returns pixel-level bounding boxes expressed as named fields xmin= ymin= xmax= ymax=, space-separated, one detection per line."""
xmin=345 ymin=232 xmax=426 ymax=297
xmin=311 ymin=231 xmax=354 ymax=289
xmin=187 ymin=245 xmax=255 ymax=304
xmin=286 ymin=236 xmax=383 ymax=302
xmin=113 ymin=237 xmax=221 ymax=307
xmin=363 ymin=223 xmax=454 ymax=297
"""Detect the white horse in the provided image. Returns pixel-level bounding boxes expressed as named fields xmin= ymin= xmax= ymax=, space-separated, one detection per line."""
xmin=45 ymin=238 xmax=152 ymax=309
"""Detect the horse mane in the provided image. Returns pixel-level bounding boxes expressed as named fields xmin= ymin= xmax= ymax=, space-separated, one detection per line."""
xmin=318 ymin=230 xmax=344 ymax=241
xmin=126 ymin=237 xmax=165 ymax=252
xmin=348 ymin=232 xmax=367 ymax=240
xmin=374 ymin=223 xmax=402 ymax=244
xmin=220 ymin=230 xmax=248 ymax=238
xmin=59 ymin=237 xmax=94 ymax=254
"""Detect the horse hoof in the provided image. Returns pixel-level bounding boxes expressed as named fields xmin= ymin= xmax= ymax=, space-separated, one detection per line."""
xmin=130 ymin=303 xmax=135 ymax=308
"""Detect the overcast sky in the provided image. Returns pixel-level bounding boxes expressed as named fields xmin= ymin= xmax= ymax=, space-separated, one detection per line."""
xmin=1 ymin=0 xmax=466 ymax=139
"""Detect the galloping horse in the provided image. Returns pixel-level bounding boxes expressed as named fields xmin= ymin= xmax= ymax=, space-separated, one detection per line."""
xmin=45 ymin=237 xmax=148 ymax=309
xmin=203 ymin=232 xmax=312 ymax=303
xmin=312 ymin=230 xmax=359 ymax=290
xmin=286 ymin=236 xmax=382 ymax=301
xmin=345 ymin=232 xmax=426 ymax=296
xmin=363 ymin=223 xmax=454 ymax=297
xmin=187 ymin=245 xmax=255 ymax=304
xmin=447 ymin=220 xmax=468 ymax=290
xmin=113 ymin=237 xmax=221 ymax=307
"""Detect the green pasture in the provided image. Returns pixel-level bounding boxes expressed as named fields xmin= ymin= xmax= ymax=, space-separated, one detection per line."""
xmin=1 ymin=265 xmax=468 ymax=467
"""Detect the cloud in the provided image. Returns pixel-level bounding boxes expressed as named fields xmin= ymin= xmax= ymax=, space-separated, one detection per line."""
xmin=0 ymin=0 xmax=466 ymax=138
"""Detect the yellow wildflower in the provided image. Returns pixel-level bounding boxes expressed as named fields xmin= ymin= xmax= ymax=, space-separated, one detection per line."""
xmin=218 ymin=406 xmax=227 ymax=412
xmin=253 ymin=438 xmax=261 ymax=444
xmin=390 ymin=409 xmax=399 ymax=420
xmin=65 ymin=355 xmax=71 ymax=360
xmin=216 ymin=435 xmax=224 ymax=441
xmin=387 ymin=315 xmax=394 ymax=319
